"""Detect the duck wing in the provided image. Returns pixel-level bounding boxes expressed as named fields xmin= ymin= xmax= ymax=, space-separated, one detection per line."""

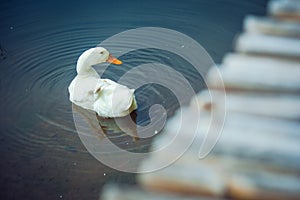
xmin=93 ymin=79 xmax=136 ymax=117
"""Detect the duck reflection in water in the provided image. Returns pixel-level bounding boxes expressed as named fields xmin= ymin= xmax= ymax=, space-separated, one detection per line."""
xmin=72 ymin=103 xmax=139 ymax=143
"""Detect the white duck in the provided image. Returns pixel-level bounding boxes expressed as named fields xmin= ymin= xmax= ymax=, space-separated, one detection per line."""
xmin=68 ymin=47 xmax=137 ymax=118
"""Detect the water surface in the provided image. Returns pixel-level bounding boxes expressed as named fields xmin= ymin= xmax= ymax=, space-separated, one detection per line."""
xmin=0 ymin=0 xmax=267 ymax=199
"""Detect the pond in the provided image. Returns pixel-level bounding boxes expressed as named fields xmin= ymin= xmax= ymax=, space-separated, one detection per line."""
xmin=0 ymin=0 xmax=267 ymax=199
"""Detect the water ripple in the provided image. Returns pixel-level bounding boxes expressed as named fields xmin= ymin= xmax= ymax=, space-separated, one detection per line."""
xmin=1 ymin=21 xmax=206 ymax=159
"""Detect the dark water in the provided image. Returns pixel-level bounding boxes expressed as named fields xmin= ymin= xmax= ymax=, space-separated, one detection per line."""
xmin=0 ymin=0 xmax=267 ymax=199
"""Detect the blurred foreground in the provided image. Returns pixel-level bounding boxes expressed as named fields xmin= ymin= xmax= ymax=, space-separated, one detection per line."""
xmin=101 ymin=0 xmax=300 ymax=199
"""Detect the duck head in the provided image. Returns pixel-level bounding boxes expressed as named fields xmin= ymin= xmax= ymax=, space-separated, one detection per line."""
xmin=76 ymin=47 xmax=122 ymax=75
xmin=79 ymin=47 xmax=122 ymax=65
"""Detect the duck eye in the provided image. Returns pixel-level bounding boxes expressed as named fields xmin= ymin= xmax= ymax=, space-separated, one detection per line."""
xmin=100 ymin=51 xmax=104 ymax=55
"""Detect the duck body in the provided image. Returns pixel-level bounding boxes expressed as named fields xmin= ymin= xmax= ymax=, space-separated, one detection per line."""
xmin=93 ymin=79 xmax=137 ymax=118
xmin=68 ymin=73 xmax=99 ymax=111
xmin=68 ymin=47 xmax=137 ymax=118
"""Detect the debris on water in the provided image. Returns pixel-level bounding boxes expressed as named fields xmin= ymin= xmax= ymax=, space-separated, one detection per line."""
xmin=0 ymin=44 xmax=7 ymax=60
xmin=10 ymin=26 xmax=14 ymax=30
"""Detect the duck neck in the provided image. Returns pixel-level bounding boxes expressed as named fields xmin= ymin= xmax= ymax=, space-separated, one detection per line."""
xmin=76 ymin=57 xmax=99 ymax=77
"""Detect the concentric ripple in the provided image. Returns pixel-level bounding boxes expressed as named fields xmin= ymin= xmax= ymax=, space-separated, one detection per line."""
xmin=0 ymin=22 xmax=208 ymax=159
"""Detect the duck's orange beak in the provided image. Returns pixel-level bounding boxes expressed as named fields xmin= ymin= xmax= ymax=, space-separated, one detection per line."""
xmin=106 ymin=54 xmax=122 ymax=65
